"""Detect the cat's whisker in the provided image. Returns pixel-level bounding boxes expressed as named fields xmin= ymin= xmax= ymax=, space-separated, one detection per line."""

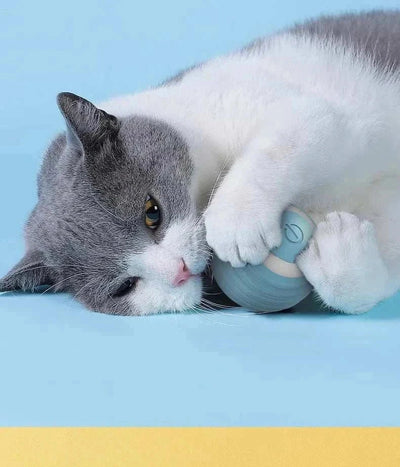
xmin=75 ymin=276 xmax=104 ymax=306
xmin=1 ymin=265 xmax=51 ymax=275
xmin=188 ymin=304 xmax=221 ymax=324
xmin=40 ymin=272 xmax=88 ymax=295
xmin=203 ymin=154 xmax=231 ymax=213
xmin=200 ymin=297 xmax=232 ymax=310
xmin=194 ymin=303 xmax=239 ymax=326
xmin=88 ymin=190 xmax=126 ymax=224
xmin=200 ymin=296 xmax=253 ymax=318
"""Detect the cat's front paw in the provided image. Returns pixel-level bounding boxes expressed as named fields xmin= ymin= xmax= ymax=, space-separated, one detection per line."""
xmin=297 ymin=212 xmax=389 ymax=314
xmin=204 ymin=187 xmax=282 ymax=267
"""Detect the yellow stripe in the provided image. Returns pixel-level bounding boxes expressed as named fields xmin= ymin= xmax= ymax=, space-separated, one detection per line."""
xmin=0 ymin=428 xmax=399 ymax=466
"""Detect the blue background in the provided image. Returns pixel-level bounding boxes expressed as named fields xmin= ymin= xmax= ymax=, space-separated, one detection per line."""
xmin=1 ymin=0 xmax=399 ymax=426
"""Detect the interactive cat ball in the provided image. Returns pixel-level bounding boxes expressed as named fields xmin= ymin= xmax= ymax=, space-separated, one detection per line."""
xmin=212 ymin=206 xmax=315 ymax=312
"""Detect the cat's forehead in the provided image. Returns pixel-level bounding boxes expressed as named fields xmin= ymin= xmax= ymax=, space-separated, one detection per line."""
xmin=118 ymin=115 xmax=191 ymax=167
xmin=83 ymin=115 xmax=193 ymax=218
xmin=118 ymin=116 xmax=195 ymax=213
xmin=36 ymin=114 xmax=191 ymax=234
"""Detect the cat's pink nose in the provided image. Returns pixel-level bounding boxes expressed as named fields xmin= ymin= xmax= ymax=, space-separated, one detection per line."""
xmin=173 ymin=259 xmax=192 ymax=287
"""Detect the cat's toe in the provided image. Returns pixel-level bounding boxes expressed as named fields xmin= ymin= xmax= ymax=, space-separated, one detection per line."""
xmin=204 ymin=210 xmax=245 ymax=267
xmin=297 ymin=211 xmax=388 ymax=313
xmin=205 ymin=204 xmax=281 ymax=267
xmin=234 ymin=229 xmax=271 ymax=266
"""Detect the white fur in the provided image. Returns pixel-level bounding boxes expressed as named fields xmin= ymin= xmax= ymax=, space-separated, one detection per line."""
xmin=127 ymin=218 xmax=208 ymax=314
xmin=297 ymin=212 xmax=396 ymax=313
xmin=101 ymin=34 xmax=400 ymax=313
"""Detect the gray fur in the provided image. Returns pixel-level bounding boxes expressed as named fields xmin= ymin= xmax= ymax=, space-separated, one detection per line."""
xmin=2 ymin=10 xmax=400 ymax=314
xmin=0 ymin=93 xmax=193 ymax=315
xmin=161 ymin=64 xmax=201 ymax=86
xmin=289 ymin=10 xmax=400 ymax=72
xmin=170 ymin=10 xmax=400 ymax=86
xmin=242 ymin=10 xmax=400 ymax=73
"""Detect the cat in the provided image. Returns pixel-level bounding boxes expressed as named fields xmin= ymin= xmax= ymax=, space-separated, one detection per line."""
xmin=1 ymin=10 xmax=400 ymax=315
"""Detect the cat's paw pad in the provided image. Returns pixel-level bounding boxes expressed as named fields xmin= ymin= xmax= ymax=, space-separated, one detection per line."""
xmin=297 ymin=211 xmax=388 ymax=313
xmin=204 ymin=193 xmax=282 ymax=267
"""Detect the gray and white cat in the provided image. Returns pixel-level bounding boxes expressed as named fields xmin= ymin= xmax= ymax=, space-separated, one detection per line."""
xmin=1 ymin=10 xmax=400 ymax=315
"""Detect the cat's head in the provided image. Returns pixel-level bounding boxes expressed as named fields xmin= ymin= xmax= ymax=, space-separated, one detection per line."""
xmin=0 ymin=93 xmax=209 ymax=315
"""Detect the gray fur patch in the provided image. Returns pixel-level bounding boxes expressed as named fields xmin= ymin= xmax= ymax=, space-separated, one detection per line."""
xmin=161 ymin=64 xmax=202 ymax=86
xmin=162 ymin=11 xmax=400 ymax=89
xmin=290 ymin=10 xmax=400 ymax=72
xmin=243 ymin=10 xmax=400 ymax=73
xmin=0 ymin=94 xmax=194 ymax=315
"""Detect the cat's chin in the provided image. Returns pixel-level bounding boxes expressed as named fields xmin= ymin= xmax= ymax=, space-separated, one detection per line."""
xmin=128 ymin=275 xmax=203 ymax=316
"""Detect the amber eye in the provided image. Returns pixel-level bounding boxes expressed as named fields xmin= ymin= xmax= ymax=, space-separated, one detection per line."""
xmin=145 ymin=195 xmax=161 ymax=230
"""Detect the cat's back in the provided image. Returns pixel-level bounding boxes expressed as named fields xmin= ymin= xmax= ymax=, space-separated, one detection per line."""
xmin=165 ymin=10 xmax=400 ymax=89
xmin=288 ymin=10 xmax=400 ymax=72
xmin=164 ymin=10 xmax=400 ymax=105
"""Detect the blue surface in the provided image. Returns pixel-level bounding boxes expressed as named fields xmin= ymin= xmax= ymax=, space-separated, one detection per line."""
xmin=1 ymin=0 xmax=399 ymax=426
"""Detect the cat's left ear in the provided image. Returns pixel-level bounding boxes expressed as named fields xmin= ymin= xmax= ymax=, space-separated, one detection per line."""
xmin=0 ymin=250 xmax=56 ymax=293
xmin=57 ymin=92 xmax=120 ymax=153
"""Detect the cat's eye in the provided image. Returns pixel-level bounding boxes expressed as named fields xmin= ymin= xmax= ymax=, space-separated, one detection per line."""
xmin=145 ymin=195 xmax=161 ymax=230
xmin=111 ymin=277 xmax=139 ymax=298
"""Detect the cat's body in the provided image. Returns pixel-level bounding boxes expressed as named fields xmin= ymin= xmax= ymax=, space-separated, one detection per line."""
xmin=1 ymin=10 xmax=400 ymax=314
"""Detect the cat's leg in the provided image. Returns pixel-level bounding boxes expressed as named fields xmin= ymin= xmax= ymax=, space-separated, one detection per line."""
xmin=204 ymin=97 xmax=348 ymax=267
xmin=297 ymin=211 xmax=399 ymax=313
xmin=204 ymin=152 xmax=290 ymax=267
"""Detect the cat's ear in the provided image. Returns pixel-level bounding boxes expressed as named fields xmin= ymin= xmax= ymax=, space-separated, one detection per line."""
xmin=0 ymin=250 xmax=55 ymax=293
xmin=57 ymin=92 xmax=120 ymax=153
